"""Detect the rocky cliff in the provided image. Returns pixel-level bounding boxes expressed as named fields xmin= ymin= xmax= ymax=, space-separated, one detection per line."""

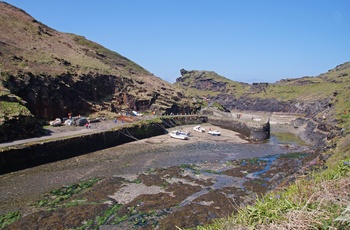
xmin=0 ymin=2 xmax=196 ymax=142
xmin=175 ymin=63 xmax=350 ymax=121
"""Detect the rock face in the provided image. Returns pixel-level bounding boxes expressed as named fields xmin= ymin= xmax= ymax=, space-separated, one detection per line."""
xmin=232 ymin=96 xmax=332 ymax=116
xmin=177 ymin=69 xmax=248 ymax=95
xmin=0 ymin=86 xmax=44 ymax=142
xmin=3 ymin=72 xmax=193 ymax=119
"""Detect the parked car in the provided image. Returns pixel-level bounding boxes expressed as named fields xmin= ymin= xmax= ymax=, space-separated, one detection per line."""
xmin=88 ymin=117 xmax=101 ymax=123
xmin=132 ymin=111 xmax=143 ymax=116
xmin=49 ymin=118 xmax=62 ymax=126
xmin=64 ymin=119 xmax=73 ymax=126
xmin=75 ymin=117 xmax=88 ymax=126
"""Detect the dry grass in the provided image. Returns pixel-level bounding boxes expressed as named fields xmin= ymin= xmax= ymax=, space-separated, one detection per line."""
xmin=256 ymin=177 xmax=350 ymax=229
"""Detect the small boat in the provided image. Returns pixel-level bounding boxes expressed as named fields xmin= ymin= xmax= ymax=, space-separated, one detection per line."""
xmin=208 ymin=130 xmax=221 ymax=136
xmin=177 ymin=130 xmax=191 ymax=137
xmin=193 ymin=125 xmax=205 ymax=133
xmin=169 ymin=130 xmax=189 ymax=140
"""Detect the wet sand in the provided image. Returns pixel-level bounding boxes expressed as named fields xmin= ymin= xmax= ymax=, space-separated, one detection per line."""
xmin=0 ymin=124 xmax=249 ymax=215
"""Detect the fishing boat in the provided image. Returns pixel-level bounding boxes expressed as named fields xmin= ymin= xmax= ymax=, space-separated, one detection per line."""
xmin=208 ymin=130 xmax=221 ymax=136
xmin=169 ymin=130 xmax=189 ymax=140
xmin=193 ymin=125 xmax=205 ymax=133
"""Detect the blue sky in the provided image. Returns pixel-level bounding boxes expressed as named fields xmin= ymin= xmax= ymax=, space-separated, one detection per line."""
xmin=4 ymin=0 xmax=350 ymax=83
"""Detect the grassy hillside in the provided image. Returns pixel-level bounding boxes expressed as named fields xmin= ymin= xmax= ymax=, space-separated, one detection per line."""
xmin=0 ymin=2 xmax=195 ymax=141
xmin=174 ymin=70 xmax=250 ymax=98
xmin=175 ymin=63 xmax=350 ymax=104
xmin=250 ymin=62 xmax=350 ymax=102
xmin=0 ymin=2 xmax=147 ymax=77
xmin=0 ymin=1 xmax=184 ymax=99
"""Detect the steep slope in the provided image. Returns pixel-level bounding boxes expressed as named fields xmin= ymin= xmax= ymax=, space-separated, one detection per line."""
xmin=0 ymin=2 xmax=195 ymax=142
xmin=237 ymin=62 xmax=350 ymax=125
xmin=175 ymin=69 xmax=249 ymax=98
xmin=174 ymin=69 xmax=250 ymax=110
xmin=175 ymin=62 xmax=350 ymax=121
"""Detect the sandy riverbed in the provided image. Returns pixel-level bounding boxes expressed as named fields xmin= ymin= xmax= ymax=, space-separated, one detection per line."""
xmin=0 ymin=124 xmax=248 ymax=215
xmin=1 ymin=114 xmax=313 ymax=229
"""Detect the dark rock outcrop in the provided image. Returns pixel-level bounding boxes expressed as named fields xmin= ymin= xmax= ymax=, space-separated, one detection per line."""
xmin=3 ymin=72 xmax=136 ymax=119
xmin=0 ymin=114 xmax=43 ymax=143
xmin=0 ymin=88 xmax=43 ymax=142
xmin=231 ymin=97 xmax=332 ymax=117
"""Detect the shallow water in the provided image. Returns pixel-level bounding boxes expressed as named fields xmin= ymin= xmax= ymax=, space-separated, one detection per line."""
xmin=269 ymin=132 xmax=307 ymax=145
xmin=112 ymin=136 xmax=307 ymax=177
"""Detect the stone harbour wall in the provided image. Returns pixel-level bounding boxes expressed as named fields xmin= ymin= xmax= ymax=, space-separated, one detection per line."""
xmin=208 ymin=117 xmax=270 ymax=141
xmin=0 ymin=115 xmax=269 ymax=174
xmin=0 ymin=123 xmax=164 ymax=174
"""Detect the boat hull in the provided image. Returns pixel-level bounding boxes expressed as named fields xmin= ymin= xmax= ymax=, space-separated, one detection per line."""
xmin=193 ymin=125 xmax=205 ymax=133
xmin=208 ymin=130 xmax=221 ymax=136
xmin=169 ymin=131 xmax=189 ymax=140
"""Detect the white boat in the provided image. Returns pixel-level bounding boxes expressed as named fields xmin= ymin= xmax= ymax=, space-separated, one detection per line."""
xmin=169 ymin=130 xmax=189 ymax=140
xmin=208 ymin=130 xmax=221 ymax=136
xmin=177 ymin=130 xmax=191 ymax=137
xmin=193 ymin=125 xmax=205 ymax=133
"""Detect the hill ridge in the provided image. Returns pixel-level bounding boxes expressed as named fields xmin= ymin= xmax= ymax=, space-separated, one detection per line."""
xmin=0 ymin=2 xmax=195 ymax=142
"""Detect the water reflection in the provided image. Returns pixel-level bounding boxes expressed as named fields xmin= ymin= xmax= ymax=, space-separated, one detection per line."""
xmin=270 ymin=132 xmax=307 ymax=146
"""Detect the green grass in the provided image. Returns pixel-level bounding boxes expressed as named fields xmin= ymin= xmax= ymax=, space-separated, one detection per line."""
xmin=252 ymin=82 xmax=344 ymax=101
xmin=174 ymin=70 xmax=248 ymax=99
xmin=0 ymin=101 xmax=32 ymax=117
xmin=211 ymin=102 xmax=226 ymax=112
xmin=72 ymin=35 xmax=148 ymax=75
xmin=334 ymin=89 xmax=350 ymax=129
